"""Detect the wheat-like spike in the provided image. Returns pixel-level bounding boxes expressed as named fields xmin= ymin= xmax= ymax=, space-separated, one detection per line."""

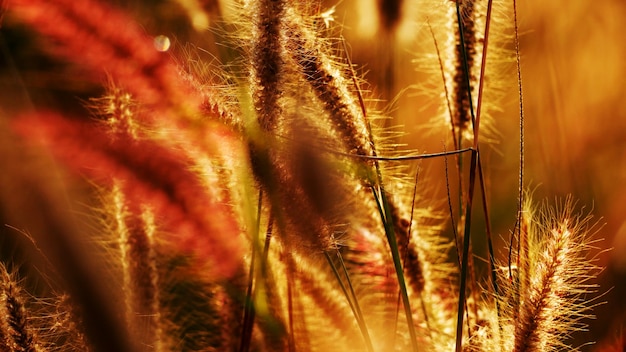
xmin=247 ymin=0 xmax=325 ymax=250
xmin=157 ymin=256 xmax=244 ymax=351
xmin=239 ymin=0 xmax=350 ymax=254
xmin=14 ymin=113 xmax=245 ymax=280
xmin=280 ymin=5 xmax=462 ymax=349
xmin=0 ymin=265 xmax=13 ymax=352
xmin=111 ymin=186 xmax=162 ymax=352
xmin=283 ymin=6 xmax=374 ymax=160
xmin=135 ymin=209 xmax=162 ymax=352
xmin=250 ymin=0 xmax=284 ymax=132
xmin=509 ymin=197 xmax=600 ymax=352
xmin=9 ymin=0 xmax=201 ymax=114
xmin=86 ymin=79 xmax=245 ymax=350
xmin=412 ymin=0 xmax=511 ymax=145
xmin=45 ymin=294 xmax=93 ymax=352
xmin=175 ymin=43 xmax=243 ymax=129
xmin=252 ymin=146 xmax=340 ymax=253
xmin=515 ymin=224 xmax=571 ymax=351
xmin=0 ymin=263 xmax=45 ymax=352
xmin=0 ymin=289 xmax=8 ymax=351
xmin=2 ymin=1 xmax=610 ymax=351
xmin=390 ymin=194 xmax=459 ymax=349
xmin=111 ymin=185 xmax=134 ymax=341
xmin=448 ymin=0 xmax=480 ymax=142
xmin=87 ymin=80 xmax=141 ymax=139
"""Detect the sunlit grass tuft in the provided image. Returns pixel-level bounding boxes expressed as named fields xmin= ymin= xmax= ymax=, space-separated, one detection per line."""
xmin=0 ymin=0 xmax=608 ymax=351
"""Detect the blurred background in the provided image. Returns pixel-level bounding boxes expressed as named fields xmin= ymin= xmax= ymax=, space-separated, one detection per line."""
xmin=1 ymin=0 xmax=624 ymax=349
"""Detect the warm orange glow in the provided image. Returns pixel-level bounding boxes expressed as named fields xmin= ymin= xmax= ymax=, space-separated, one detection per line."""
xmin=0 ymin=0 xmax=621 ymax=351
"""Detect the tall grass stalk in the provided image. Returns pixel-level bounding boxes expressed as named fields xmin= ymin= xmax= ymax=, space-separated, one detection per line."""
xmin=0 ymin=0 xmax=605 ymax=351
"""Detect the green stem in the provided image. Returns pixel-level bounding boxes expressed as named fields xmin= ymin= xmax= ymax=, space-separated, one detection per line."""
xmin=454 ymin=0 xmax=480 ymax=349
xmin=324 ymin=251 xmax=374 ymax=352
xmin=371 ymin=187 xmax=419 ymax=351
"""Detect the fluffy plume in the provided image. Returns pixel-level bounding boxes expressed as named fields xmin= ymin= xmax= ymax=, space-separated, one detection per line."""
xmin=283 ymin=6 xmax=375 ymax=160
xmin=250 ymin=0 xmax=285 ymax=132
xmin=111 ymin=188 xmax=162 ymax=352
xmin=0 ymin=264 xmax=43 ymax=352
xmin=8 ymin=0 xmax=201 ymax=113
xmin=14 ymin=113 xmax=245 ymax=280
xmin=0 ymin=0 xmax=606 ymax=351
xmin=489 ymin=197 xmax=602 ymax=352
